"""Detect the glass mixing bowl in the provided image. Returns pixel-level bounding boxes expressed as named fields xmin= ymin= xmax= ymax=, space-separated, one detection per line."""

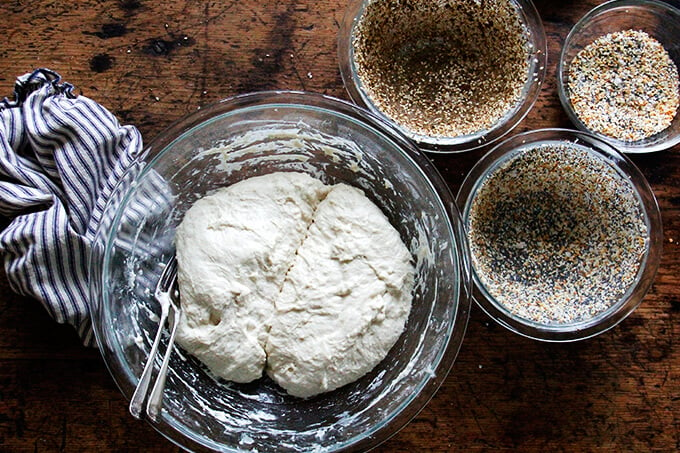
xmin=89 ymin=91 xmax=471 ymax=452
xmin=338 ymin=0 xmax=547 ymax=153
xmin=557 ymin=0 xmax=680 ymax=153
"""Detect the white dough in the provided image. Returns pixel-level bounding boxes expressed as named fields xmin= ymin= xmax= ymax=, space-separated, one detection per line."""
xmin=266 ymin=184 xmax=415 ymax=397
xmin=175 ymin=172 xmax=329 ymax=383
xmin=175 ymin=172 xmax=414 ymax=397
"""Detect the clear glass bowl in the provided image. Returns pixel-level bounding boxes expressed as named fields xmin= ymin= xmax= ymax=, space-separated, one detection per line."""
xmin=557 ymin=0 xmax=680 ymax=153
xmin=338 ymin=0 xmax=547 ymax=153
xmin=89 ymin=91 xmax=471 ymax=452
xmin=457 ymin=128 xmax=662 ymax=342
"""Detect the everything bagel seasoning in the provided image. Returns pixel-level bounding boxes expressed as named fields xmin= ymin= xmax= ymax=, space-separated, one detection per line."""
xmin=352 ymin=0 xmax=531 ymax=138
xmin=467 ymin=143 xmax=649 ymax=325
xmin=567 ymin=30 xmax=680 ymax=142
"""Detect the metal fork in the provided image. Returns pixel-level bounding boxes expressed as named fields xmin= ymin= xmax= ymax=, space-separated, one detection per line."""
xmin=146 ymin=278 xmax=181 ymax=422
xmin=128 ymin=256 xmax=178 ymax=419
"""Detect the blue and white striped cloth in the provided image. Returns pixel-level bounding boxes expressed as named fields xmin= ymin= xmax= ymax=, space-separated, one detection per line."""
xmin=0 ymin=68 xmax=143 ymax=346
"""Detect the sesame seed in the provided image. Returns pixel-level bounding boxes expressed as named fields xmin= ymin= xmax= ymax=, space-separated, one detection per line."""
xmin=467 ymin=143 xmax=649 ymax=325
xmin=352 ymin=0 xmax=531 ymax=138
xmin=567 ymin=30 xmax=680 ymax=142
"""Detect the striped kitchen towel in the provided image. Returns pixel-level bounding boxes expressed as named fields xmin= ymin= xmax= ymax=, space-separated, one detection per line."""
xmin=0 ymin=68 xmax=143 ymax=346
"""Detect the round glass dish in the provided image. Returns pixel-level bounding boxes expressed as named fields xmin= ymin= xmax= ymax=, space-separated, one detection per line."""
xmin=89 ymin=91 xmax=471 ymax=452
xmin=557 ymin=0 xmax=680 ymax=153
xmin=338 ymin=0 xmax=547 ymax=153
xmin=457 ymin=128 xmax=662 ymax=342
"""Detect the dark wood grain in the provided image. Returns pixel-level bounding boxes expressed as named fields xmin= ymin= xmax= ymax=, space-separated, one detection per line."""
xmin=0 ymin=0 xmax=679 ymax=451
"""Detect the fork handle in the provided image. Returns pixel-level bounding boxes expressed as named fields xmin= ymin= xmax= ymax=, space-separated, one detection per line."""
xmin=147 ymin=307 xmax=181 ymax=422
xmin=129 ymin=307 xmax=169 ymax=419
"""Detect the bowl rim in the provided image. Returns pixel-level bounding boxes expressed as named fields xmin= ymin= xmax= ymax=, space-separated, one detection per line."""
xmin=456 ymin=128 xmax=663 ymax=342
xmin=89 ymin=90 xmax=472 ymax=452
xmin=556 ymin=0 xmax=680 ymax=153
xmin=337 ymin=0 xmax=548 ymax=153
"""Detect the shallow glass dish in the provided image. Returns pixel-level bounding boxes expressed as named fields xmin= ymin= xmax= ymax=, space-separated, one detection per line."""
xmin=457 ymin=129 xmax=662 ymax=342
xmin=338 ymin=0 xmax=547 ymax=153
xmin=89 ymin=91 xmax=471 ymax=452
xmin=557 ymin=0 xmax=680 ymax=153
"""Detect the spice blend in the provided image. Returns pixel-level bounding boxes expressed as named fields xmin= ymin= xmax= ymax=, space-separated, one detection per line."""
xmin=352 ymin=0 xmax=531 ymax=138
xmin=568 ymin=30 xmax=680 ymax=142
xmin=467 ymin=143 xmax=649 ymax=325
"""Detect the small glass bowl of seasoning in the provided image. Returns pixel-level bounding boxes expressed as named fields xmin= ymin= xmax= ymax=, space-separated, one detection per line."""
xmin=558 ymin=0 xmax=680 ymax=153
xmin=338 ymin=0 xmax=547 ymax=153
xmin=457 ymin=129 xmax=662 ymax=341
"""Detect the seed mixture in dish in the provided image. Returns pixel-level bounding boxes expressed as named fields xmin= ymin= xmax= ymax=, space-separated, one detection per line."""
xmin=352 ymin=0 xmax=531 ymax=138
xmin=467 ymin=143 xmax=649 ymax=325
xmin=174 ymin=172 xmax=414 ymax=398
xmin=568 ymin=30 xmax=680 ymax=142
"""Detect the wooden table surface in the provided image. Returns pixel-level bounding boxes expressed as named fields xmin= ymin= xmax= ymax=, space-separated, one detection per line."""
xmin=1 ymin=0 xmax=678 ymax=451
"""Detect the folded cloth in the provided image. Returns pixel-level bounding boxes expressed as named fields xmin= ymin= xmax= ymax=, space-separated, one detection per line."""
xmin=0 ymin=68 xmax=143 ymax=346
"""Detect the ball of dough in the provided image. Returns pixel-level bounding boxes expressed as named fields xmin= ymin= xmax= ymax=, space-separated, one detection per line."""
xmin=175 ymin=172 xmax=329 ymax=383
xmin=266 ymin=184 xmax=415 ymax=397
xmin=174 ymin=172 xmax=414 ymax=397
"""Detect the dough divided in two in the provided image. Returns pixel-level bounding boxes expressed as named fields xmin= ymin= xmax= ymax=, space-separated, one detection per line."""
xmin=175 ymin=172 xmax=414 ymax=397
